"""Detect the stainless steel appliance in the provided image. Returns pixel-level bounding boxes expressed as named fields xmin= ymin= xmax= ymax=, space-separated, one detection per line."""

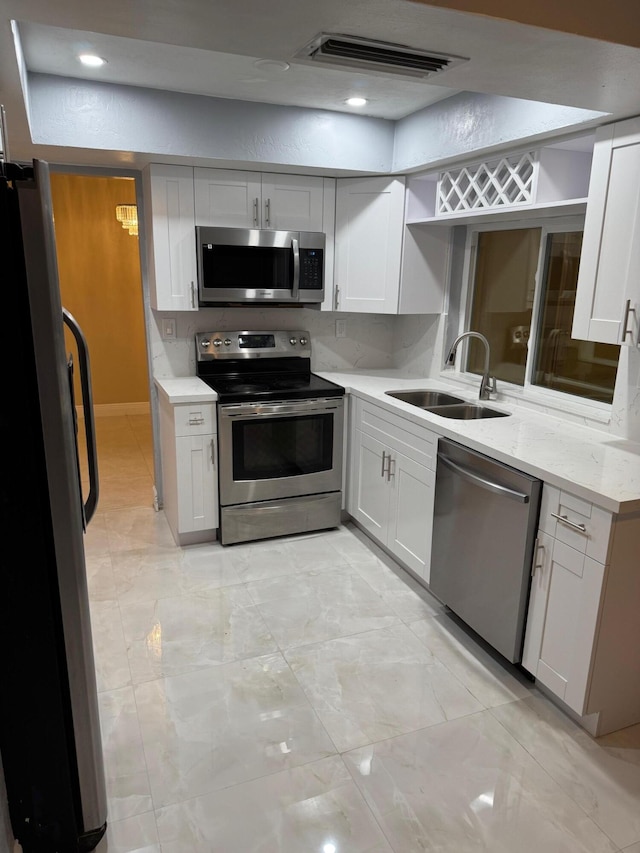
xmin=196 ymin=226 xmax=325 ymax=305
xmin=430 ymin=438 xmax=542 ymax=663
xmin=196 ymin=330 xmax=344 ymax=545
xmin=1 ymin=160 xmax=107 ymax=850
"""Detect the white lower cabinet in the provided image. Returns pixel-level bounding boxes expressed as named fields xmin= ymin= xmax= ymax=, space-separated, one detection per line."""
xmin=348 ymin=398 xmax=436 ymax=580
xmin=522 ymin=484 xmax=640 ymax=736
xmin=159 ymin=396 xmax=218 ymax=545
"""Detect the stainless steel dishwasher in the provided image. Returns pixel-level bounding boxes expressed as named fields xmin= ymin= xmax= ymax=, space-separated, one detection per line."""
xmin=430 ymin=438 xmax=542 ymax=663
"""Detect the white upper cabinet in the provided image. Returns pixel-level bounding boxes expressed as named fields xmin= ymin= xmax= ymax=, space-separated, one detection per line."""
xmin=194 ymin=169 xmax=262 ymax=228
xmin=334 ymin=176 xmax=448 ymax=315
xmin=572 ymin=116 xmax=640 ymax=346
xmin=194 ymin=168 xmax=325 ymax=232
xmin=143 ymin=164 xmax=198 ymax=311
xmin=260 ymin=174 xmax=325 ymax=231
xmin=335 ymin=176 xmax=405 ymax=314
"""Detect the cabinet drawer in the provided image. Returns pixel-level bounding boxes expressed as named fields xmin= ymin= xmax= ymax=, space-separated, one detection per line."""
xmin=173 ymin=403 xmax=216 ymax=436
xmin=357 ymin=398 xmax=437 ymax=469
xmin=538 ymin=485 xmax=612 ymax=564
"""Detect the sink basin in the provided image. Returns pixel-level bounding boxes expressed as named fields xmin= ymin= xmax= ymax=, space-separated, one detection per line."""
xmin=427 ymin=404 xmax=510 ymax=420
xmin=385 ymin=389 xmax=465 ymax=408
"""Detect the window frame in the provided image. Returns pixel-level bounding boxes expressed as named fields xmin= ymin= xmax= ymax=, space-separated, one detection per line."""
xmin=448 ymin=213 xmax=615 ymax=417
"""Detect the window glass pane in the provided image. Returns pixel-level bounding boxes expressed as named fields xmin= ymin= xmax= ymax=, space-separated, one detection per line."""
xmin=532 ymin=232 xmax=620 ymax=403
xmin=466 ymin=228 xmax=541 ymax=386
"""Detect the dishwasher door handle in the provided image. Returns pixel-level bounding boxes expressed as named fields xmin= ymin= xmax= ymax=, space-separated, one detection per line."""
xmin=438 ymin=453 xmax=530 ymax=503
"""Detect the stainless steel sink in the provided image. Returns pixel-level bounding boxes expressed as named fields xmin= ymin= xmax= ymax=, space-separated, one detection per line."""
xmin=385 ymin=389 xmax=465 ymax=408
xmin=426 ymin=404 xmax=510 ymax=419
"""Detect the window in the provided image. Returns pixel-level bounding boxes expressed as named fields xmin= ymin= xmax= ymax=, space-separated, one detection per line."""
xmin=463 ymin=220 xmax=620 ymax=405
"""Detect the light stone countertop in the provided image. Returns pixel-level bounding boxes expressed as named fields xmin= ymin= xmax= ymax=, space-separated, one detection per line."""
xmin=154 ymin=377 xmax=217 ymax=405
xmin=152 ymin=370 xmax=640 ymax=514
xmin=316 ymin=369 xmax=640 ymax=516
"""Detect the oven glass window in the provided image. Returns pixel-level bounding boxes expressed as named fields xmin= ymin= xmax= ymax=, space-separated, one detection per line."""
xmin=202 ymin=245 xmax=294 ymax=291
xmin=232 ymin=414 xmax=333 ymax=480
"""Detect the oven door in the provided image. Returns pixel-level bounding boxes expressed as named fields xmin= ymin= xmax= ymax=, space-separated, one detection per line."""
xmin=218 ymin=397 xmax=343 ymax=506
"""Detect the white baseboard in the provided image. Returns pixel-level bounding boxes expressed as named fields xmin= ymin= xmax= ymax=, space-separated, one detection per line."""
xmin=76 ymin=401 xmax=151 ymax=418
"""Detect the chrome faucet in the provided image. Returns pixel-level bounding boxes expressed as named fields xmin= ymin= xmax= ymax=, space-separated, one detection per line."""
xmin=445 ymin=331 xmax=497 ymax=401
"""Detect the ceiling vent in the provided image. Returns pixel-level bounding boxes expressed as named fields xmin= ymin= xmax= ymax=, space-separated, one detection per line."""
xmin=295 ymin=33 xmax=467 ymax=79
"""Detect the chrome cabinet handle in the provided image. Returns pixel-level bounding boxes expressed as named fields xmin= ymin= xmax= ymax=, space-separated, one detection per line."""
xmin=190 ymin=281 xmax=196 ymax=308
xmin=622 ymin=298 xmax=636 ymax=342
xmin=265 ymin=197 xmax=271 ymax=227
xmin=188 ymin=415 xmax=205 ymax=425
xmin=551 ymin=512 xmax=587 ymax=533
xmin=253 ymin=197 xmax=259 ymax=226
xmin=381 ymin=450 xmax=389 ymax=478
xmin=387 ymin=457 xmax=396 ymax=482
xmin=211 ymin=438 xmax=215 ymax=467
xmin=531 ymin=537 xmax=544 ymax=577
xmin=334 ymin=286 xmax=340 ymax=311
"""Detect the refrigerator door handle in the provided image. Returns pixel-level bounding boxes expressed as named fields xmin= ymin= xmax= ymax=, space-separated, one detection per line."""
xmin=63 ymin=308 xmax=99 ymax=524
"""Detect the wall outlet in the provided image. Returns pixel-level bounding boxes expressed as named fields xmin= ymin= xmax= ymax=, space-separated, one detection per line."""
xmin=162 ymin=317 xmax=177 ymax=340
xmin=335 ymin=319 xmax=346 ymax=338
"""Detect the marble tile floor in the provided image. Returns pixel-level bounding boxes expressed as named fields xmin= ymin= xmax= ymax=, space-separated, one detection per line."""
xmin=86 ymin=416 xmax=640 ymax=853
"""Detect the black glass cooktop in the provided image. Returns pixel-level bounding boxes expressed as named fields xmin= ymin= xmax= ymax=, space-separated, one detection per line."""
xmin=199 ymin=371 xmax=345 ymax=403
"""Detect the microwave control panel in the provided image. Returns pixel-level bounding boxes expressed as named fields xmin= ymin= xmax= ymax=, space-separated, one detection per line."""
xmin=300 ymin=248 xmax=323 ymax=290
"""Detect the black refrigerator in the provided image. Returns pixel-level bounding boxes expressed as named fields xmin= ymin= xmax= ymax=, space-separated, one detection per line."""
xmin=0 ymin=159 xmax=108 ymax=852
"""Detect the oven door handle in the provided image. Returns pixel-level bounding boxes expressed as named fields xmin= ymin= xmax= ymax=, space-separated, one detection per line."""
xmin=220 ymin=398 xmax=342 ymax=418
xmin=291 ymin=237 xmax=300 ymax=299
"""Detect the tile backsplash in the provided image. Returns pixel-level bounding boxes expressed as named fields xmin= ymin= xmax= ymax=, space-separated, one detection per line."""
xmin=149 ymin=307 xmax=396 ymax=378
xmin=149 ymin=308 xmax=640 ymax=443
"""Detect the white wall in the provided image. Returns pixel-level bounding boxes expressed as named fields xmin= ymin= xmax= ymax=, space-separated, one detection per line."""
xmin=27 ymin=74 xmax=606 ymax=176
xmin=393 ymin=92 xmax=606 ymax=173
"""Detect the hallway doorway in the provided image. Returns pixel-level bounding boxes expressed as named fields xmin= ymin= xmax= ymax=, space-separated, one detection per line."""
xmin=50 ymin=172 xmax=155 ymax=513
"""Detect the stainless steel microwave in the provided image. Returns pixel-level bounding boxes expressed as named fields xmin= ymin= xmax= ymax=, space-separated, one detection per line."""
xmin=196 ymin=226 xmax=325 ymax=306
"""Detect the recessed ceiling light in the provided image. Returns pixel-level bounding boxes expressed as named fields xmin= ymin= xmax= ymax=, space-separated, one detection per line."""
xmin=78 ymin=54 xmax=106 ymax=68
xmin=345 ymin=97 xmax=367 ymax=107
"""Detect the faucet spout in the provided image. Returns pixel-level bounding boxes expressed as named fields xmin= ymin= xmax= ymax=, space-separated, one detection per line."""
xmin=445 ymin=331 xmax=497 ymax=401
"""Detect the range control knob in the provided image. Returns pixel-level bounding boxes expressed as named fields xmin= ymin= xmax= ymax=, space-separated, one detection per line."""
xmin=200 ymin=338 xmax=211 ymax=348
xmin=213 ymin=338 xmax=222 ymax=347
xmin=289 ymin=337 xmax=297 ymax=346
xmin=224 ymin=338 xmax=232 ymax=346
xmin=299 ymin=336 xmax=308 ymax=346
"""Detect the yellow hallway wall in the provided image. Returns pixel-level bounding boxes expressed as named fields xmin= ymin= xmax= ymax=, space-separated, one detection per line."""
xmin=50 ymin=174 xmax=149 ymax=406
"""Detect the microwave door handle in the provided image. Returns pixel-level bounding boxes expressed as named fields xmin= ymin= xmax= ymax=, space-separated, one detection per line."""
xmin=291 ymin=237 xmax=300 ymax=298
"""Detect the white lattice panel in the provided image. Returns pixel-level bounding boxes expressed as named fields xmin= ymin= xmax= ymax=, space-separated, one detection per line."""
xmin=437 ymin=152 xmax=537 ymax=214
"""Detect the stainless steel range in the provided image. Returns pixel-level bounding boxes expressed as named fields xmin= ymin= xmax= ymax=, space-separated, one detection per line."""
xmin=195 ymin=330 xmax=345 ymax=545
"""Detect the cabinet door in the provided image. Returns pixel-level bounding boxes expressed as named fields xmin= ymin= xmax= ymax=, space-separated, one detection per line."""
xmin=335 ymin=177 xmax=405 ymax=313
xmin=146 ymin=165 xmax=197 ymax=311
xmin=175 ymin=433 xmax=218 ymax=533
xmin=573 ymin=117 xmax=640 ymax=345
xmin=194 ymin=168 xmax=261 ymax=227
xmin=533 ymin=538 xmax=605 ymax=715
xmin=387 ymin=451 xmax=435 ymax=581
xmin=351 ymin=430 xmax=390 ymax=543
xmin=261 ymin=174 xmax=324 ymax=231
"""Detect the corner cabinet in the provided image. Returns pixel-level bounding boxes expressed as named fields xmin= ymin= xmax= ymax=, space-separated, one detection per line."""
xmin=347 ymin=397 xmax=436 ymax=581
xmin=158 ymin=393 xmax=218 ymax=546
xmin=572 ymin=116 xmax=640 ymax=346
xmin=522 ymin=484 xmax=640 ymax=736
xmin=142 ymin=164 xmax=198 ymax=312
xmin=334 ymin=176 xmax=448 ymax=315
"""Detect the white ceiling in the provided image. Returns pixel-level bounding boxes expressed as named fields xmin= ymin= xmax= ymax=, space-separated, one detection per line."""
xmin=16 ymin=22 xmax=460 ymax=121
xmin=2 ymin=0 xmax=640 ymax=165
